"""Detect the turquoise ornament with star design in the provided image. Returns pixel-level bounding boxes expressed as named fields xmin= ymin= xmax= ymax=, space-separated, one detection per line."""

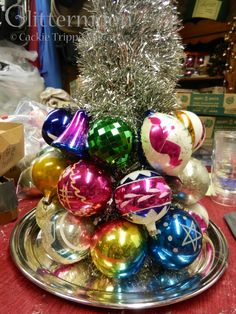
xmin=88 ymin=117 xmax=134 ymax=168
xmin=149 ymin=207 xmax=203 ymax=270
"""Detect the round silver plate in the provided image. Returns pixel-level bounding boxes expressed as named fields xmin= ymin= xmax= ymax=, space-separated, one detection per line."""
xmin=10 ymin=209 xmax=228 ymax=310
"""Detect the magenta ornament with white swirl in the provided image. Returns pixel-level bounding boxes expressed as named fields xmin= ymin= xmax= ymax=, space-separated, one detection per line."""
xmin=114 ymin=170 xmax=172 ymax=235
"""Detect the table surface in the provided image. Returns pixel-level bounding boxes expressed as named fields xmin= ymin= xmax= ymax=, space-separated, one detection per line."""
xmin=0 ymin=197 xmax=236 ymax=314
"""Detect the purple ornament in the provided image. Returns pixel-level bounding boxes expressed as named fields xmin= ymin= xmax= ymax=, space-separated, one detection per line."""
xmin=115 ymin=170 xmax=172 ymax=235
xmin=52 ymin=110 xmax=89 ymax=157
xmin=42 ymin=109 xmax=73 ymax=145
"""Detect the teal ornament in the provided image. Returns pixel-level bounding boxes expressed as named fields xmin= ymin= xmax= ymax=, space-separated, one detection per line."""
xmin=88 ymin=117 xmax=133 ymax=168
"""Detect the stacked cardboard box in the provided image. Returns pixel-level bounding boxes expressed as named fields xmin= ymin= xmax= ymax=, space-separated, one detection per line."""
xmin=0 ymin=123 xmax=24 ymax=224
xmin=177 ymin=92 xmax=236 ymax=116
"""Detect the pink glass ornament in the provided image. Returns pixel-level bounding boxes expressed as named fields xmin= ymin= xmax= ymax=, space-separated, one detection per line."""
xmin=188 ymin=211 xmax=208 ymax=233
xmin=57 ymin=160 xmax=112 ymax=216
xmin=187 ymin=203 xmax=209 ymax=233
xmin=115 ymin=170 xmax=172 ymax=234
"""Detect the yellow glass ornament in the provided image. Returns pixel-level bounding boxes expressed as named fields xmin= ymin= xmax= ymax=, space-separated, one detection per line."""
xmin=32 ymin=150 xmax=69 ymax=204
xmin=91 ymin=220 xmax=147 ymax=278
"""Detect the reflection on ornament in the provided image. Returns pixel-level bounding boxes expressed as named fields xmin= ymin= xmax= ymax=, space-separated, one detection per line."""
xmin=115 ymin=170 xmax=172 ymax=235
xmin=88 ymin=117 xmax=133 ymax=168
xmin=42 ymin=108 xmax=73 ymax=145
xmin=165 ymin=175 xmax=183 ymax=194
xmin=91 ymin=220 xmax=147 ymax=278
xmin=177 ymin=158 xmax=210 ymax=206
xmin=150 ymin=207 xmax=203 ymax=270
xmin=36 ymin=197 xmax=65 ymax=229
xmin=32 ymin=150 xmax=69 ymax=204
xmin=141 ymin=113 xmax=192 ymax=176
xmin=188 ymin=234 xmax=215 ymax=276
xmin=175 ymin=110 xmax=205 ymax=152
xmin=57 ymin=160 xmax=112 ymax=217
xmin=41 ymin=210 xmax=95 ymax=264
xmin=186 ymin=203 xmax=209 ymax=233
xmin=89 ymin=276 xmax=115 ymax=294
xmin=34 ymin=231 xmax=58 ymax=270
xmin=36 ymin=145 xmax=61 ymax=158
xmin=52 ymin=110 xmax=89 ymax=158
xmin=53 ymin=260 xmax=91 ymax=286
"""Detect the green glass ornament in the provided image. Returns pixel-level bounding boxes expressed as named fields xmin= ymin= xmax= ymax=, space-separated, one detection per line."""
xmin=88 ymin=117 xmax=133 ymax=168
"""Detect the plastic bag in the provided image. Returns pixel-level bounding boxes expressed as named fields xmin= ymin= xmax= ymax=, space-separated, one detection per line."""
xmin=0 ymin=99 xmax=51 ymax=159
xmin=0 ymin=40 xmax=45 ymax=115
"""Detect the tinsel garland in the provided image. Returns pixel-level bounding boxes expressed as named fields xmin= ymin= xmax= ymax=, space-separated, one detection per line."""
xmin=76 ymin=0 xmax=183 ymax=131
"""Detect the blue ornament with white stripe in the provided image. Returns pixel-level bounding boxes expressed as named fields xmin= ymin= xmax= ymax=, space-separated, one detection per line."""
xmin=149 ymin=207 xmax=203 ymax=270
xmin=114 ymin=170 xmax=172 ymax=235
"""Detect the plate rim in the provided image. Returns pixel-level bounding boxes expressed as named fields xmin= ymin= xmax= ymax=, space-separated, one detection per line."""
xmin=10 ymin=208 xmax=229 ymax=310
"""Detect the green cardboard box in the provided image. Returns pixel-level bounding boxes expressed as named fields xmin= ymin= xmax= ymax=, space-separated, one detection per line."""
xmin=177 ymin=92 xmax=236 ymax=116
xmin=189 ymin=93 xmax=225 ymax=115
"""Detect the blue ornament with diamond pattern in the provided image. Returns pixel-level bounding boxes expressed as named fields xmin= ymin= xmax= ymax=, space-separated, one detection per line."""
xmin=149 ymin=207 xmax=203 ymax=270
xmin=88 ymin=117 xmax=134 ymax=168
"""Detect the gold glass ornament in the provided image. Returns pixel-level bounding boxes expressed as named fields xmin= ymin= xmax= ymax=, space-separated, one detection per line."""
xmin=91 ymin=220 xmax=147 ymax=278
xmin=32 ymin=150 xmax=69 ymax=204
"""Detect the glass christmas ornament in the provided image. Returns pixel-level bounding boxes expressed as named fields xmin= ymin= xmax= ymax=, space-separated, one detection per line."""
xmin=150 ymin=207 xmax=203 ymax=270
xmin=175 ymin=110 xmax=205 ymax=152
xmin=91 ymin=220 xmax=147 ymax=278
xmin=88 ymin=117 xmax=133 ymax=168
xmin=115 ymin=170 xmax=172 ymax=235
xmin=186 ymin=203 xmax=209 ymax=233
xmin=177 ymin=158 xmax=210 ymax=206
xmin=141 ymin=113 xmax=192 ymax=176
xmin=52 ymin=110 xmax=89 ymax=158
xmin=42 ymin=108 xmax=73 ymax=145
xmin=57 ymin=160 xmax=112 ymax=217
xmin=32 ymin=150 xmax=69 ymax=204
xmin=41 ymin=210 xmax=95 ymax=264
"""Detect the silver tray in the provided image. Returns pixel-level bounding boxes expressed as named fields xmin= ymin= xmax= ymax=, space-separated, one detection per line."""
xmin=10 ymin=209 xmax=228 ymax=310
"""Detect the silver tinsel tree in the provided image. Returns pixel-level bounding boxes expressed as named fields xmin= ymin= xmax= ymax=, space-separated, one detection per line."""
xmin=77 ymin=0 xmax=183 ymax=131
